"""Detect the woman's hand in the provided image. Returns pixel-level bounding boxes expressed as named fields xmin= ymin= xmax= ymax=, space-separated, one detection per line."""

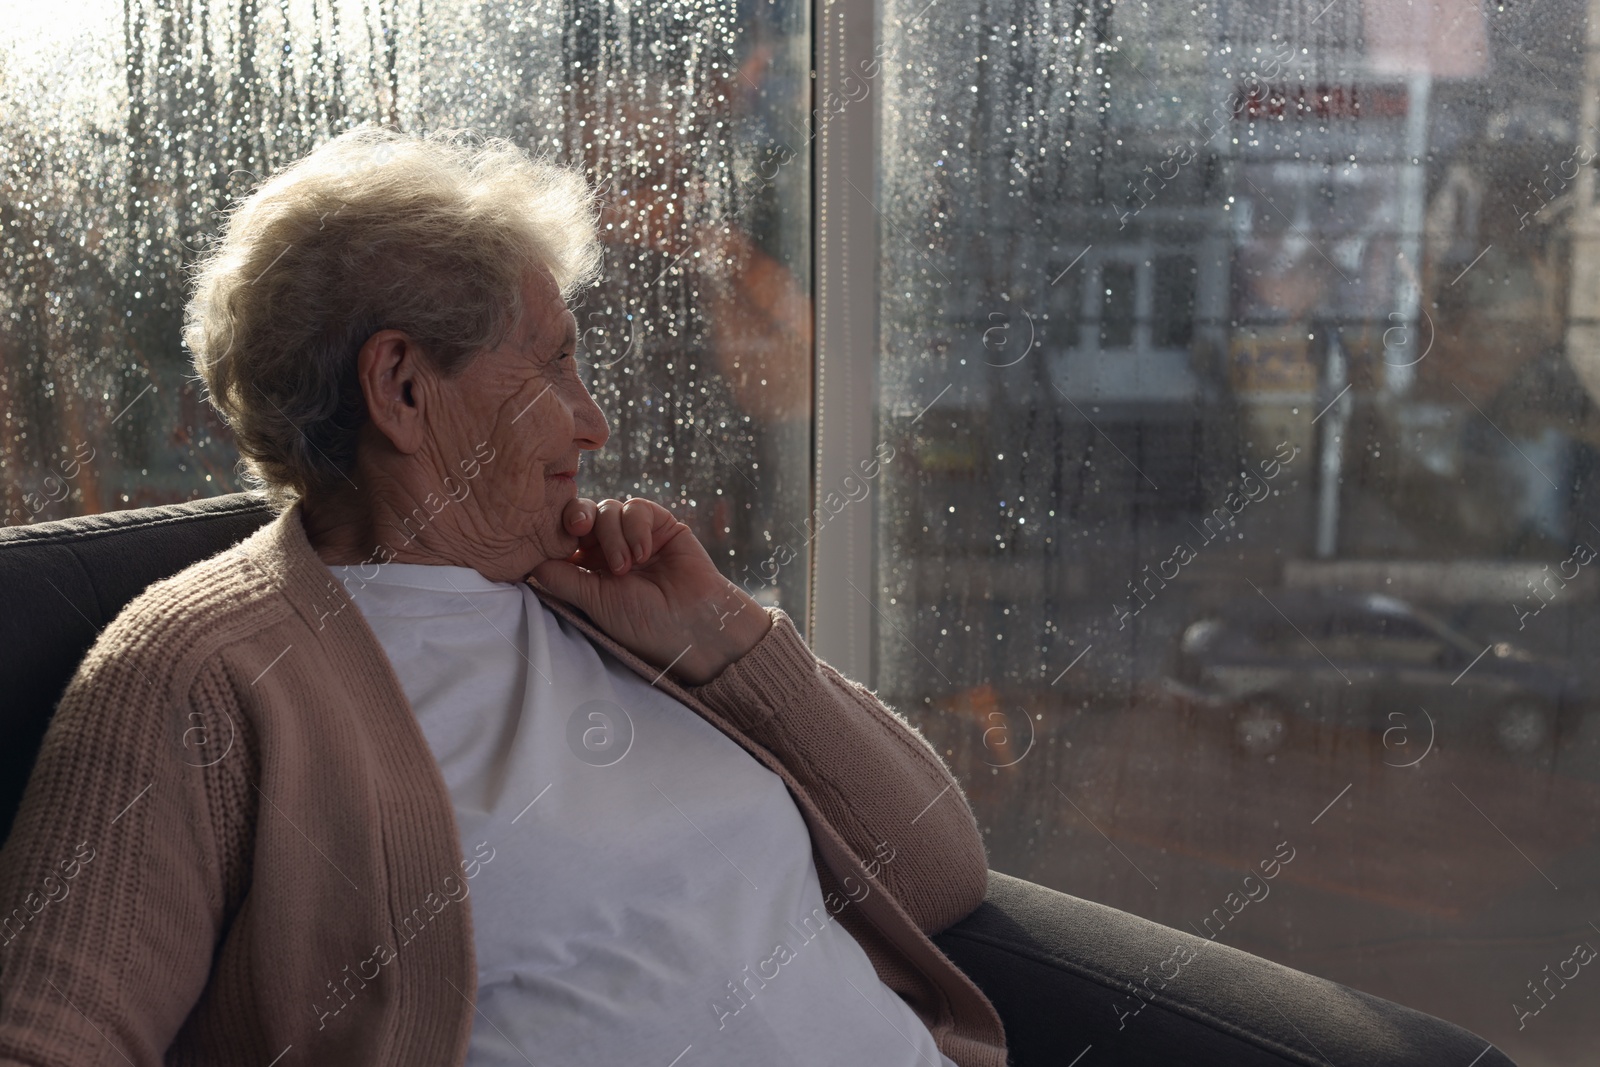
xmin=530 ymin=496 xmax=772 ymax=685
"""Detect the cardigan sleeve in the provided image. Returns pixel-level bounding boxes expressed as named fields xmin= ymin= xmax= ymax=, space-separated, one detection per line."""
xmin=0 ymin=612 xmax=248 ymax=1066
xmin=686 ymin=608 xmax=990 ymax=935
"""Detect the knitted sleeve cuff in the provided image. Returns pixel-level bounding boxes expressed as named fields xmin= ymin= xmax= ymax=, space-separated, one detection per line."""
xmin=686 ymin=608 xmax=823 ymax=731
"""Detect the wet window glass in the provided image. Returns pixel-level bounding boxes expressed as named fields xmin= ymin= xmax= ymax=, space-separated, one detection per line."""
xmin=877 ymin=1 xmax=1598 ymax=1062
xmin=0 ymin=0 xmax=812 ymax=621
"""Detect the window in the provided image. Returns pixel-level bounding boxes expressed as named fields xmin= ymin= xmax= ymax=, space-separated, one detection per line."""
xmin=857 ymin=2 xmax=1599 ymax=1062
xmin=6 ymin=0 xmax=1599 ymax=1062
xmin=0 ymin=0 xmax=812 ymax=621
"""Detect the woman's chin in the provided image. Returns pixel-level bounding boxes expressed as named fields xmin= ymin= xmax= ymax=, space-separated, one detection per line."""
xmin=546 ymin=524 xmax=582 ymax=564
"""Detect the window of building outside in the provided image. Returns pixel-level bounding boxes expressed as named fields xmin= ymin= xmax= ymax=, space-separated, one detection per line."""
xmin=3 ymin=0 xmax=1599 ymax=1064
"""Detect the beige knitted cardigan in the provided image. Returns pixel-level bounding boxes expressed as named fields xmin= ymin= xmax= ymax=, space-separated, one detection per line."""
xmin=0 ymin=502 xmax=1009 ymax=1067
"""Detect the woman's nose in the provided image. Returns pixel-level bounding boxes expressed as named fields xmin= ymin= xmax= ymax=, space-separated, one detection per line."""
xmin=573 ymin=382 xmax=610 ymax=452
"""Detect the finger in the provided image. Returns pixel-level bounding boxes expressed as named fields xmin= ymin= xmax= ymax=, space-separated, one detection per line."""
xmin=564 ymin=497 xmax=597 ymax=536
xmin=647 ymin=515 xmax=695 ymax=559
xmin=593 ymin=498 xmax=632 ymax=575
xmin=620 ymin=498 xmax=655 ymax=563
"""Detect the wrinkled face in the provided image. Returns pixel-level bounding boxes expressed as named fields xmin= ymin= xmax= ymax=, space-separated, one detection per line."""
xmin=423 ymin=266 xmax=610 ymax=572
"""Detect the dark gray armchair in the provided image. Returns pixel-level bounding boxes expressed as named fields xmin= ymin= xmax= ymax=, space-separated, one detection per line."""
xmin=0 ymin=495 xmax=1513 ymax=1066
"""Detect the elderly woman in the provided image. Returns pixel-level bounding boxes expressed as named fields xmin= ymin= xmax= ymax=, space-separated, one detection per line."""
xmin=0 ymin=127 xmax=1007 ymax=1067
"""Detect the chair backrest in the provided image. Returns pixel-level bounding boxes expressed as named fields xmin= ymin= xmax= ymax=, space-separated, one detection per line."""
xmin=0 ymin=493 xmax=275 ymax=845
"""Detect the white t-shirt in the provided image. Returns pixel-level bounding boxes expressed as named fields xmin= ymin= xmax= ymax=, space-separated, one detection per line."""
xmin=342 ymin=562 xmax=957 ymax=1067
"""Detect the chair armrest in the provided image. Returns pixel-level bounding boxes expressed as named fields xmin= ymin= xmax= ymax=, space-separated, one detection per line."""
xmin=933 ymin=870 xmax=1514 ymax=1067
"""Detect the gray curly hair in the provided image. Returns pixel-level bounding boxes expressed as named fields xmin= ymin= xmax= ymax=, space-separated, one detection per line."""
xmin=184 ymin=124 xmax=602 ymax=510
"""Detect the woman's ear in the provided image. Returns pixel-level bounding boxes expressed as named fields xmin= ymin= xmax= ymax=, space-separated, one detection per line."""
xmin=357 ymin=329 xmax=429 ymax=455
